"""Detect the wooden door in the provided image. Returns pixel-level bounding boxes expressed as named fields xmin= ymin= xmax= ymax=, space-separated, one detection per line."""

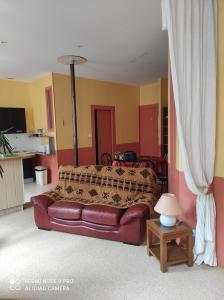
xmin=140 ymin=105 xmax=159 ymax=156
xmin=95 ymin=110 xmax=113 ymax=164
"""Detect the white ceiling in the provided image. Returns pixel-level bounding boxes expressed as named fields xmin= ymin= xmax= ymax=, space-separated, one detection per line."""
xmin=0 ymin=0 xmax=168 ymax=85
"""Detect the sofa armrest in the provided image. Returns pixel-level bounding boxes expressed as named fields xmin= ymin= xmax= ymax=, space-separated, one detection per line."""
xmin=120 ymin=204 xmax=150 ymax=225
xmin=31 ymin=195 xmax=54 ymax=212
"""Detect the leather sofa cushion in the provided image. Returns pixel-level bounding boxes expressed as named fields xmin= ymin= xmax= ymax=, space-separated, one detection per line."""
xmin=82 ymin=205 xmax=124 ymax=226
xmin=48 ymin=201 xmax=85 ymax=220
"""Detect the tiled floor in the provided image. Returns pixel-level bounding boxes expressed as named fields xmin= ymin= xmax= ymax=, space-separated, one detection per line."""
xmin=24 ymin=182 xmax=55 ymax=203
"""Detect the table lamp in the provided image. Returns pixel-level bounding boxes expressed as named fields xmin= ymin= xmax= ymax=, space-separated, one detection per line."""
xmin=154 ymin=193 xmax=182 ymax=227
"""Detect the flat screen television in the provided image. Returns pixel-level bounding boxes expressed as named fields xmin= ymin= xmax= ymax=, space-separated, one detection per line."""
xmin=0 ymin=107 xmax=27 ymax=133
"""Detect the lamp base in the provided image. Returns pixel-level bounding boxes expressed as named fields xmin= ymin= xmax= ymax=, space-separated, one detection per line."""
xmin=160 ymin=215 xmax=177 ymax=227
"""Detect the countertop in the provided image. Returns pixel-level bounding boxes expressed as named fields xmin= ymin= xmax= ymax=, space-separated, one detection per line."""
xmin=0 ymin=152 xmax=48 ymax=161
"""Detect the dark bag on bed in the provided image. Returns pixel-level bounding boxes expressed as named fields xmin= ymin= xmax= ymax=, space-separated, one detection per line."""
xmin=124 ymin=151 xmax=137 ymax=162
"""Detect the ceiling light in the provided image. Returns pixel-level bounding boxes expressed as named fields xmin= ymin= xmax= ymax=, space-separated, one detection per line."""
xmin=57 ymin=55 xmax=87 ymax=65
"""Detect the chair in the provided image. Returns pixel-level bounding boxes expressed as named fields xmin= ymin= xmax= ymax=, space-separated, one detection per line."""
xmin=138 ymin=159 xmax=155 ymax=170
xmin=101 ymin=153 xmax=112 ymax=166
xmin=124 ymin=151 xmax=137 ymax=162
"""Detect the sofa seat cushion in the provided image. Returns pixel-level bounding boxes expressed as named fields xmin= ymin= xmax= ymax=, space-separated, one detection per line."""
xmin=48 ymin=201 xmax=85 ymax=220
xmin=82 ymin=205 xmax=124 ymax=226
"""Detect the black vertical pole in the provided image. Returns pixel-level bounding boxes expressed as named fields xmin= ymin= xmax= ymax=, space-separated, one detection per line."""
xmin=70 ymin=63 xmax=78 ymax=166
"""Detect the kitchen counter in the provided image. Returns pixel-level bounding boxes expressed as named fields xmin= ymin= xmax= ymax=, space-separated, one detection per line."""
xmin=0 ymin=153 xmax=36 ymax=161
xmin=0 ymin=152 xmax=50 ymax=215
xmin=0 ymin=158 xmax=24 ymax=215
xmin=0 ymin=152 xmax=52 ymax=161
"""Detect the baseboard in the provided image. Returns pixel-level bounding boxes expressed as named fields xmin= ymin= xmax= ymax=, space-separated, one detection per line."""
xmin=0 ymin=205 xmax=23 ymax=216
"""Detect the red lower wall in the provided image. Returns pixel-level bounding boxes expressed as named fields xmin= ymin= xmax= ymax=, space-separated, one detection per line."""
xmin=79 ymin=147 xmax=95 ymax=165
xmin=43 ymin=143 xmax=139 ymax=184
xmin=35 ymin=154 xmax=58 ymax=184
xmin=213 ymin=177 xmax=224 ymax=267
xmin=169 ymin=79 xmax=224 ymax=267
xmin=115 ymin=142 xmax=140 ymax=155
xmin=57 ymin=147 xmax=96 ymax=167
xmin=57 ymin=143 xmax=140 ymax=167
xmin=57 ymin=149 xmax=74 ymax=166
xmin=169 ymin=166 xmax=224 ymax=267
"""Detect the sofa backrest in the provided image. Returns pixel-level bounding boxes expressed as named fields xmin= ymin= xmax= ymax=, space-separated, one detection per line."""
xmin=54 ymin=165 xmax=159 ymax=208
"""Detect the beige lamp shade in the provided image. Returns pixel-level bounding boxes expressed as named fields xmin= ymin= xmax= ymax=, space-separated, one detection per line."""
xmin=154 ymin=193 xmax=182 ymax=216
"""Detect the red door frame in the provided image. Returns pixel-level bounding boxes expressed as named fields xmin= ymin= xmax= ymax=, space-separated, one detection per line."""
xmin=91 ymin=105 xmax=116 ymax=164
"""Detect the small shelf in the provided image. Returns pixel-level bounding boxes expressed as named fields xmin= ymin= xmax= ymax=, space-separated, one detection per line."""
xmin=148 ymin=244 xmax=188 ymax=266
xmin=162 ymin=107 xmax=168 ymax=156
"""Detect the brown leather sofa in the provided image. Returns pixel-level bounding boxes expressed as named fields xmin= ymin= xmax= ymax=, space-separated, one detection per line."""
xmin=31 ymin=165 xmax=159 ymax=245
xmin=32 ymin=195 xmax=150 ymax=244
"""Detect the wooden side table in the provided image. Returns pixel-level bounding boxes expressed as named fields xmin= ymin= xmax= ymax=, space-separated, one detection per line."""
xmin=147 ymin=219 xmax=193 ymax=272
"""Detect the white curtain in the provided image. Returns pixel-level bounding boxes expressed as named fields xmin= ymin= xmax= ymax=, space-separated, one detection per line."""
xmin=161 ymin=0 xmax=217 ymax=266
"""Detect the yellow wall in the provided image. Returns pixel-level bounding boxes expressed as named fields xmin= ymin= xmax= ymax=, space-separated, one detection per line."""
xmin=0 ymin=75 xmax=169 ymax=156
xmin=0 ymin=75 xmax=54 ymax=134
xmin=139 ymin=78 xmax=168 ymax=107
xmin=52 ymin=73 xmax=73 ymax=150
xmin=28 ymin=73 xmax=54 ymax=132
xmin=53 ymin=73 xmax=140 ymax=150
xmin=0 ymin=79 xmax=33 ymax=131
xmin=0 ymin=73 xmax=140 ymax=152
xmin=139 ymin=81 xmax=160 ymax=105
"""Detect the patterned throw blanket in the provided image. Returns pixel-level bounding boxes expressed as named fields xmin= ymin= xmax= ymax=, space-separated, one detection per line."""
xmin=45 ymin=165 xmax=160 ymax=209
